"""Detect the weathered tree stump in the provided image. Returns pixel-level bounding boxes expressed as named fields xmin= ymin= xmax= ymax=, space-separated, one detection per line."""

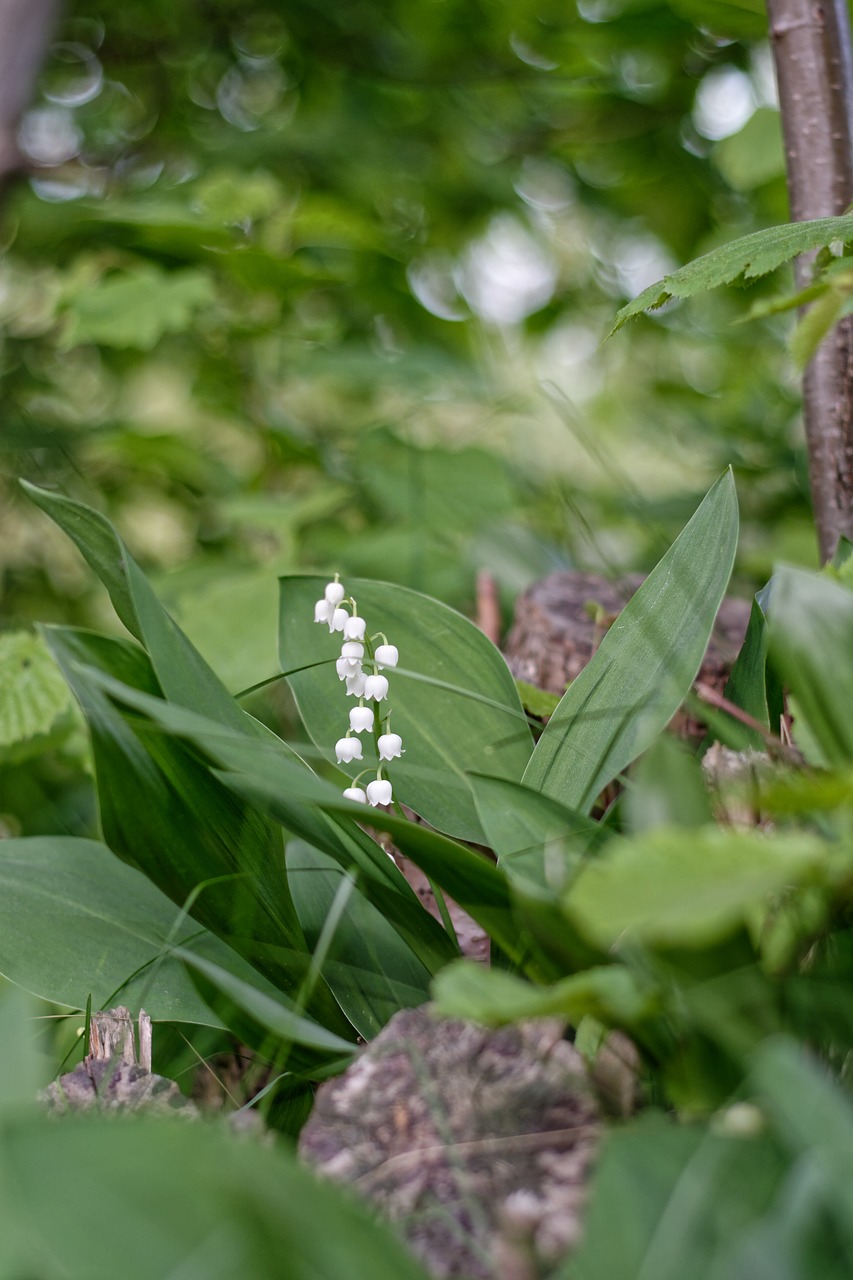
xmin=504 ymin=572 xmax=751 ymax=738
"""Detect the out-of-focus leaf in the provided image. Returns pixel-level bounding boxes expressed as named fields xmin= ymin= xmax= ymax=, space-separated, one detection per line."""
xmin=565 ymin=828 xmax=827 ymax=950
xmin=432 ymin=960 xmax=653 ymax=1028
xmin=0 ymin=1112 xmax=429 ymax=1280
xmin=279 ymin=574 xmax=533 ymax=841
xmin=514 ymin=678 xmax=562 ymax=718
xmin=769 ymin=566 xmax=853 ymax=766
xmin=721 ymin=592 xmax=782 ymax=748
xmin=0 ymin=631 xmax=76 ymax=765
xmin=60 ymin=265 xmax=216 ymax=350
xmin=609 ymin=215 xmax=853 ymax=334
xmin=623 ymin=735 xmax=711 ymax=833
xmin=713 ymin=108 xmax=785 ymax=191
xmin=523 ymin=472 xmax=738 ymax=812
xmin=0 ymin=988 xmax=42 ymax=1112
xmin=561 ymin=1111 xmax=786 ymax=1280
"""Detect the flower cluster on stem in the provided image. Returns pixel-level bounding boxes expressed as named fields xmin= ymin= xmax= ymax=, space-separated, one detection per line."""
xmin=314 ymin=576 xmax=403 ymax=807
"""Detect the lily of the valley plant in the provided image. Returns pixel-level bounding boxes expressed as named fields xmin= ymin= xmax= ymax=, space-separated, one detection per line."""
xmin=314 ymin=577 xmax=402 ymax=806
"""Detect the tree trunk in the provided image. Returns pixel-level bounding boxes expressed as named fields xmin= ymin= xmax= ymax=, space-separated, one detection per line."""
xmin=0 ymin=0 xmax=59 ymax=187
xmin=767 ymin=0 xmax=853 ymax=563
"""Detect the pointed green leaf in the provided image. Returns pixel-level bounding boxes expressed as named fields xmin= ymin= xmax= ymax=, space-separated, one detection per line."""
xmin=523 ymin=471 xmax=738 ymax=813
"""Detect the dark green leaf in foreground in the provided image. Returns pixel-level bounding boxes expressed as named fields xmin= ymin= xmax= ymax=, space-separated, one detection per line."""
xmin=0 ymin=1111 xmax=427 ymax=1280
xmin=523 ymin=471 xmax=738 ymax=813
xmin=561 ymin=1110 xmax=787 ymax=1280
xmin=608 ymin=214 xmax=853 ymax=335
xmin=280 ymin=575 xmax=533 ymax=842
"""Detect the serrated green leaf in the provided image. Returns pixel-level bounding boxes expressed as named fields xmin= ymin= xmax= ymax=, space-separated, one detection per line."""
xmin=609 ymin=215 xmax=853 ymax=336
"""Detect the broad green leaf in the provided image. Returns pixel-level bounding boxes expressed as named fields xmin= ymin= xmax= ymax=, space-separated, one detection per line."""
xmin=286 ymin=840 xmax=434 ymax=1038
xmin=523 ymin=472 xmax=738 ymax=813
xmin=514 ymin=678 xmax=562 ymax=719
xmin=174 ymin=948 xmax=356 ymax=1057
xmin=0 ymin=631 xmax=77 ymax=765
xmin=432 ymin=960 xmax=654 ymax=1029
xmin=279 ymin=575 xmax=533 ymax=841
xmin=564 ymin=828 xmax=827 ymax=950
xmin=60 ymin=265 xmax=216 ymax=350
xmin=43 ymin=628 xmax=354 ymax=1041
xmin=608 ymin=214 xmax=853 ymax=335
xmin=769 ymin=566 xmax=853 ymax=766
xmin=0 ymin=1113 xmax=429 ymax=1280
xmin=74 ymin=663 xmax=460 ymax=977
xmin=0 ymin=835 xmax=243 ymax=1026
xmin=469 ymin=771 xmax=603 ymax=891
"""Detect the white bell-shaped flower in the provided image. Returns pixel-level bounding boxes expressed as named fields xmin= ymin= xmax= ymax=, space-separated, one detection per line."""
xmin=343 ymin=786 xmax=367 ymax=803
xmin=364 ymin=673 xmax=389 ymax=702
xmin=335 ymin=736 xmax=363 ymax=763
xmin=324 ymin=581 xmax=345 ymax=606
xmin=349 ymin=705 xmax=374 ymax=734
xmin=378 ymin=732 xmax=403 ymax=760
xmin=340 ymin=641 xmax=364 ymax=668
xmin=335 ymin=656 xmax=351 ymax=681
xmin=343 ymin=615 xmax=366 ymax=641
xmin=374 ymin=644 xmax=398 ymax=669
xmin=366 ymin=777 xmax=393 ymax=807
xmin=314 ymin=599 xmax=332 ymax=624
xmin=345 ymin=670 xmax=366 ymax=697
xmin=329 ymin=608 xmax=347 ymax=633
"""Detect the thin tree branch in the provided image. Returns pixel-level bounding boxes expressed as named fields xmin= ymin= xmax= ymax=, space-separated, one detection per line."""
xmin=767 ymin=0 xmax=853 ymax=563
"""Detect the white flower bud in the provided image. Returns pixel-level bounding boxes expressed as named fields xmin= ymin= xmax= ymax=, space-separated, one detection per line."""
xmin=314 ymin=599 xmax=332 ymax=624
xmin=324 ymin=581 xmax=345 ymax=606
xmin=366 ymin=778 xmax=393 ymax=807
xmin=345 ymin=670 xmax=366 ymax=697
xmin=378 ymin=732 xmax=403 ymax=760
xmin=374 ymin=644 xmax=398 ymax=669
xmin=349 ymin=705 xmax=374 ymax=734
xmin=364 ymin=673 xmax=389 ymax=702
xmin=335 ymin=737 xmax=363 ymax=763
xmin=343 ymin=615 xmax=366 ymax=641
xmin=343 ymin=786 xmax=367 ymax=803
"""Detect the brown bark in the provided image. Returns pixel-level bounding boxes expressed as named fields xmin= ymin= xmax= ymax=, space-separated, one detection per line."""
xmin=767 ymin=0 xmax=853 ymax=562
